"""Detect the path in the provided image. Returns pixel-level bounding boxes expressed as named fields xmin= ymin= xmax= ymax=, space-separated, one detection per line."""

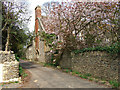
xmin=19 ymin=60 xmax=109 ymax=88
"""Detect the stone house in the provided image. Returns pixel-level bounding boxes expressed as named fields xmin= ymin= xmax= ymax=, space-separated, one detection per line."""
xmin=26 ymin=6 xmax=58 ymax=62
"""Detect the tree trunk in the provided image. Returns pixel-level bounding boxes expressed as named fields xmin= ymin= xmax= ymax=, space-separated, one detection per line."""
xmin=5 ymin=27 xmax=10 ymax=51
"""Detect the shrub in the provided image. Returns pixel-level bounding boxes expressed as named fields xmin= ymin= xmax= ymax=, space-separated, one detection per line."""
xmin=19 ymin=66 xmax=23 ymax=76
xmin=109 ymin=80 xmax=120 ymax=88
xmin=89 ymin=78 xmax=93 ymax=81
xmin=84 ymin=73 xmax=92 ymax=77
xmin=65 ymin=69 xmax=69 ymax=73
xmin=15 ymin=54 xmax=19 ymax=62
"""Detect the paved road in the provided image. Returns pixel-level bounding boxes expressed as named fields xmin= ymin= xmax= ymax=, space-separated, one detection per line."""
xmin=19 ymin=60 xmax=109 ymax=88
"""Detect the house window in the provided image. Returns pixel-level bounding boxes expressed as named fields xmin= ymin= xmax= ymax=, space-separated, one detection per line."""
xmin=56 ymin=36 xmax=58 ymax=39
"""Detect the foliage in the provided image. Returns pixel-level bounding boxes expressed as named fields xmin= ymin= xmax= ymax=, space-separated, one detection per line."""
xmin=20 ymin=57 xmax=27 ymax=60
xmin=2 ymin=1 xmax=31 ymax=57
xmin=79 ymin=75 xmax=88 ymax=79
xmin=15 ymin=55 xmax=20 ymax=62
xmin=42 ymin=2 xmax=119 ymax=51
xmin=65 ymin=69 xmax=69 ymax=73
xmin=89 ymin=78 xmax=93 ymax=81
xmin=84 ymin=73 xmax=92 ymax=77
xmin=16 ymin=54 xmax=24 ymax=76
xmin=22 ymin=73 xmax=28 ymax=78
xmin=72 ymin=71 xmax=81 ymax=74
xmin=43 ymin=63 xmax=55 ymax=67
xmin=84 ymin=32 xmax=96 ymax=48
xmin=41 ymin=31 xmax=57 ymax=50
xmin=19 ymin=65 xmax=28 ymax=78
xmin=16 ymin=55 xmax=28 ymax=78
xmin=73 ymin=42 xmax=120 ymax=54
xmin=41 ymin=2 xmax=119 ymax=66
xmin=19 ymin=66 xmax=23 ymax=76
xmin=43 ymin=63 xmax=120 ymax=88
xmin=109 ymin=80 xmax=120 ymax=88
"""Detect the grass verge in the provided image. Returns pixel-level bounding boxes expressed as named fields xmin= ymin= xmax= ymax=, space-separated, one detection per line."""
xmin=41 ymin=63 xmax=120 ymax=89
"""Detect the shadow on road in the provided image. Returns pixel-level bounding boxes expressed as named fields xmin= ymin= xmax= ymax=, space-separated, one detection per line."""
xmin=20 ymin=60 xmax=37 ymax=69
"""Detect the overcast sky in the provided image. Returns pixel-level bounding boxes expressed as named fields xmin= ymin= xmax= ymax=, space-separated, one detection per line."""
xmin=16 ymin=0 xmax=118 ymax=32
xmin=27 ymin=0 xmax=66 ymax=32
xmin=3 ymin=0 xmax=71 ymax=32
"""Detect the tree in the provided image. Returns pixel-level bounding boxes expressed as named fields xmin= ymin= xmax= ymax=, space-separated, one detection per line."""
xmin=2 ymin=1 xmax=31 ymax=56
xmin=41 ymin=1 xmax=119 ymax=66
xmin=42 ymin=1 xmax=119 ymax=50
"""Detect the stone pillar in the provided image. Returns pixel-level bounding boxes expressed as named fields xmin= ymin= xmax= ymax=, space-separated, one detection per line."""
xmin=35 ymin=6 xmax=41 ymax=51
xmin=0 ymin=51 xmax=20 ymax=83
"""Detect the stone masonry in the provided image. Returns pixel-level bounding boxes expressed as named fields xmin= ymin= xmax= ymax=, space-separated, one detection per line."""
xmin=0 ymin=51 xmax=19 ymax=83
xmin=60 ymin=51 xmax=119 ymax=81
xmin=26 ymin=6 xmax=49 ymax=62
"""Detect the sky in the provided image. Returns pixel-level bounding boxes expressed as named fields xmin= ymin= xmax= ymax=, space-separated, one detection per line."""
xmin=2 ymin=0 xmax=71 ymax=32
xmin=14 ymin=0 xmax=118 ymax=32
xmin=27 ymin=0 xmax=65 ymax=32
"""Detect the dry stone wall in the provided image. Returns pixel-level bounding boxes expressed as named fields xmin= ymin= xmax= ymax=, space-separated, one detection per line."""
xmin=60 ymin=51 xmax=119 ymax=81
xmin=0 ymin=51 xmax=19 ymax=82
xmin=3 ymin=61 xmax=19 ymax=81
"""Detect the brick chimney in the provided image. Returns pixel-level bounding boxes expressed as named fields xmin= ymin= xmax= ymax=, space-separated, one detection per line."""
xmin=35 ymin=6 xmax=41 ymax=52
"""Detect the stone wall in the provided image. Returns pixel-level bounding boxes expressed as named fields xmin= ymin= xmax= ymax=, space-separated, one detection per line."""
xmin=38 ymin=41 xmax=45 ymax=62
xmin=25 ymin=38 xmax=51 ymax=63
xmin=25 ymin=40 xmax=46 ymax=62
xmin=26 ymin=45 xmax=35 ymax=60
xmin=45 ymin=51 xmax=52 ymax=64
xmin=0 ymin=51 xmax=19 ymax=83
xmin=60 ymin=51 xmax=119 ymax=81
xmin=3 ymin=61 xmax=19 ymax=81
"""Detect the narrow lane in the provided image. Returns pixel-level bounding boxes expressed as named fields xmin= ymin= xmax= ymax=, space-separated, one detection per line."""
xmin=20 ymin=60 xmax=108 ymax=88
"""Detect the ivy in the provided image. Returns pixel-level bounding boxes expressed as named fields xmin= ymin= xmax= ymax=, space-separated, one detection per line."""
xmin=73 ymin=42 xmax=120 ymax=54
xmin=41 ymin=31 xmax=56 ymax=47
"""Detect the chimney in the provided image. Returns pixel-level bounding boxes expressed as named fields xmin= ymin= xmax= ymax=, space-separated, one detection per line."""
xmin=35 ymin=6 xmax=41 ymax=52
xmin=35 ymin=6 xmax=41 ymax=20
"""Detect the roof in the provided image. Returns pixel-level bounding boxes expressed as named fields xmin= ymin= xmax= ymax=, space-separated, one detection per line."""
xmin=35 ymin=5 xmax=41 ymax=10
